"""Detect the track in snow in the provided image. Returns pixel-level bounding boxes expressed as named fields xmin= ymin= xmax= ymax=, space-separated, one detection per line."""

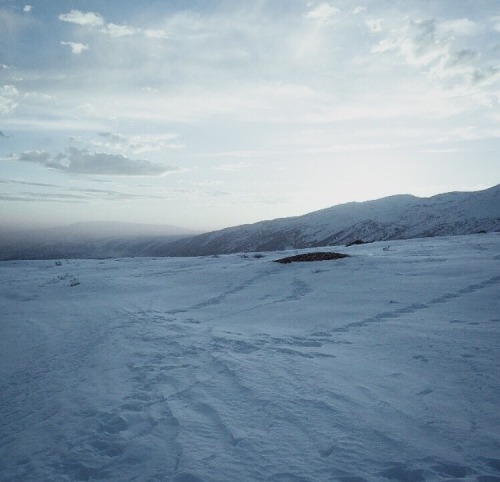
xmin=1 ymin=234 xmax=499 ymax=481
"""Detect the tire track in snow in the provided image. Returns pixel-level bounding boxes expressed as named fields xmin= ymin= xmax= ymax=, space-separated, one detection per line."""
xmin=74 ymin=309 xmax=190 ymax=480
xmin=155 ymin=334 xmax=274 ymax=479
xmin=154 ymin=271 xmax=500 ymax=367
xmin=334 ymin=274 xmax=500 ymax=333
xmin=0 ymin=303 xmax=127 ymax=480
xmin=116 ymin=309 xmax=283 ymax=480
xmin=275 ymin=278 xmax=312 ymax=303
xmin=166 ymin=266 xmax=280 ymax=315
xmin=24 ymin=308 xmax=187 ymax=481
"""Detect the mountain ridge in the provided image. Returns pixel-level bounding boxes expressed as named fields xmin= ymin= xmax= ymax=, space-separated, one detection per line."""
xmin=156 ymin=184 xmax=500 ymax=256
xmin=1 ymin=185 xmax=499 ymax=260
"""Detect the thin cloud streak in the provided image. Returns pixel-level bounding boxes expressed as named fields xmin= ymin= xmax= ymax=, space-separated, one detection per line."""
xmin=0 ymin=177 xmax=169 ymax=203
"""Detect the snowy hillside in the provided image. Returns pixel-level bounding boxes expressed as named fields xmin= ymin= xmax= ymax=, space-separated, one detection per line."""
xmin=1 ymin=233 xmax=499 ymax=481
xmin=161 ymin=184 xmax=500 ymax=256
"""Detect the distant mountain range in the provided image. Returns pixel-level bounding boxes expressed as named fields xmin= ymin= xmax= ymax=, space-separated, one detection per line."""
xmin=0 ymin=222 xmax=198 ymax=260
xmin=1 ymin=185 xmax=499 ymax=260
xmin=156 ymin=184 xmax=500 ymax=257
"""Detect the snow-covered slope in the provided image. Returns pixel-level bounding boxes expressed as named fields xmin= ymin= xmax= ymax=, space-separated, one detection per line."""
xmin=1 ymin=234 xmax=499 ymax=481
xmin=161 ymin=184 xmax=500 ymax=256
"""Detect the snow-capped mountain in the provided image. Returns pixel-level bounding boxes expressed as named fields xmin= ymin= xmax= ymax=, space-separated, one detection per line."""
xmin=159 ymin=184 xmax=500 ymax=256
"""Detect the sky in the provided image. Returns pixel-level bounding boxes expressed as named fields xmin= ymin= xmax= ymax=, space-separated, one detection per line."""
xmin=1 ymin=0 xmax=499 ymax=232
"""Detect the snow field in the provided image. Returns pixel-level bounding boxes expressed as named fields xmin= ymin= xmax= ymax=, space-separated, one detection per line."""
xmin=1 ymin=234 xmax=499 ymax=481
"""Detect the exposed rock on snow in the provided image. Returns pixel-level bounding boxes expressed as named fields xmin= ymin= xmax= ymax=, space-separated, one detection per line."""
xmin=274 ymin=252 xmax=350 ymax=263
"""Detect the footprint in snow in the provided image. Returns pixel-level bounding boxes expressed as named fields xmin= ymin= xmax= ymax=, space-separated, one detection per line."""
xmin=431 ymin=463 xmax=471 ymax=478
xmin=412 ymin=355 xmax=429 ymax=363
xmin=378 ymin=465 xmax=425 ymax=481
xmin=97 ymin=412 xmax=128 ymax=434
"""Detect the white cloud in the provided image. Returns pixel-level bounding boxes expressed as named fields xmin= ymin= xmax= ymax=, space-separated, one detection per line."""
xmin=438 ymin=18 xmax=479 ymax=36
xmin=90 ymin=132 xmax=132 ymax=150
xmin=0 ymin=84 xmax=19 ymax=114
xmin=23 ymin=91 xmax=55 ymax=101
xmin=14 ymin=148 xmax=178 ymax=176
xmin=60 ymin=41 xmax=89 ymax=54
xmin=471 ymin=67 xmax=500 ymax=87
xmin=353 ymin=6 xmax=366 ymax=15
xmin=104 ymin=23 xmax=141 ymax=37
xmin=372 ymin=18 xmax=484 ymax=69
xmin=214 ymin=161 xmax=252 ymax=171
xmin=5 ymin=4 xmax=499 ymax=174
xmin=305 ymin=3 xmax=339 ymax=24
xmin=129 ymin=133 xmax=184 ymax=153
xmin=400 ymin=20 xmax=448 ymax=66
xmin=366 ymin=18 xmax=383 ymax=33
xmin=144 ymin=28 xmax=169 ymax=39
xmin=97 ymin=132 xmax=127 ymax=144
xmin=490 ymin=16 xmax=500 ymax=32
xmin=372 ymin=19 xmax=451 ymax=67
xmin=1 ymin=84 xmax=19 ymax=96
xmin=58 ymin=10 xmax=104 ymax=27
xmin=75 ymin=132 xmax=183 ymax=154
xmin=369 ymin=16 xmax=500 ymax=110
xmin=18 ymin=150 xmax=51 ymax=164
xmin=57 ymin=9 xmax=165 ymax=41
xmin=371 ymin=38 xmax=396 ymax=54
xmin=23 ymin=5 xmax=32 ymax=13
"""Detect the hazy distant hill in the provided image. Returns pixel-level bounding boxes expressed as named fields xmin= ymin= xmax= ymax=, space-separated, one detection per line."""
xmin=157 ymin=184 xmax=500 ymax=256
xmin=0 ymin=222 xmax=198 ymax=260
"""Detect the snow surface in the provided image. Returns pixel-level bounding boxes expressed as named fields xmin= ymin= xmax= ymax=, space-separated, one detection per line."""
xmin=1 ymin=234 xmax=499 ymax=481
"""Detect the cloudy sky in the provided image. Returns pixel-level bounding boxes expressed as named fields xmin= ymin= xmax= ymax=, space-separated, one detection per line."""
xmin=1 ymin=0 xmax=499 ymax=231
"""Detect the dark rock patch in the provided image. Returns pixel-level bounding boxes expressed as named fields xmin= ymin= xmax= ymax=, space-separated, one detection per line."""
xmin=274 ymin=252 xmax=350 ymax=264
xmin=346 ymin=239 xmax=374 ymax=247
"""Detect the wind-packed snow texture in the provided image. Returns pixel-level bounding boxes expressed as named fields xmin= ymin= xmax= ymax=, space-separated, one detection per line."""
xmin=1 ymin=234 xmax=499 ymax=481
